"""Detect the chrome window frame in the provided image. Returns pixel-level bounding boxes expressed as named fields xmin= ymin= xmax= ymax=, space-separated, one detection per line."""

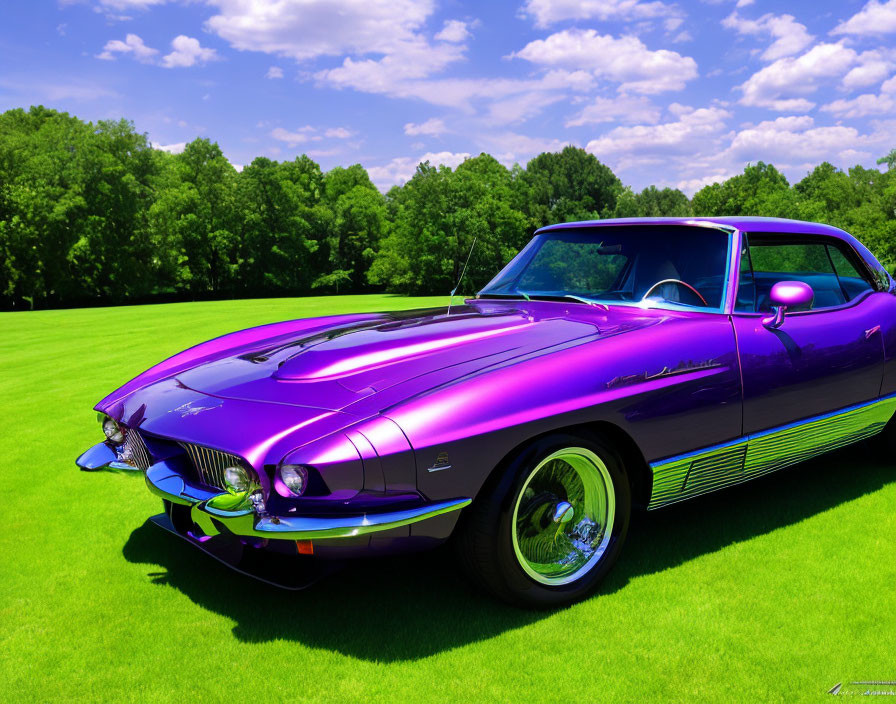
xmin=480 ymin=223 xmax=737 ymax=316
xmin=728 ymin=230 xmax=882 ymax=318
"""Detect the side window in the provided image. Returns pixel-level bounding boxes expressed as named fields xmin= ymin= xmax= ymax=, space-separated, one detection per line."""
xmin=735 ymin=242 xmax=756 ymax=311
xmin=735 ymin=236 xmax=875 ymax=312
xmin=827 ymin=245 xmax=875 ymax=301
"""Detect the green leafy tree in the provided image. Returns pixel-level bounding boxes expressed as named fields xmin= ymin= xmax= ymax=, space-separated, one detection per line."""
xmin=0 ymin=107 xmax=160 ymax=307
xmin=4 ymin=104 xmax=896 ymax=308
xmin=613 ymin=185 xmax=693 ymax=218
xmin=692 ymin=162 xmax=795 ymax=217
xmin=316 ymin=164 xmax=386 ymax=292
xmin=517 ymin=146 xmax=622 ymax=229
xmin=877 ymin=149 xmax=896 ymax=171
xmin=369 ymin=154 xmax=528 ymax=295
xmin=148 ymin=138 xmax=240 ymax=295
xmin=235 ymin=155 xmax=328 ymax=294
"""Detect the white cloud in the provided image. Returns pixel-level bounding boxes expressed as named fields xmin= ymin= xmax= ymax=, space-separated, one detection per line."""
xmin=585 ymin=105 xmax=732 ymax=169
xmin=0 ymin=77 xmax=117 ymax=102
xmin=822 ymin=71 xmax=896 ymax=117
xmin=367 ymin=150 xmax=470 ymax=189
xmin=85 ymin=0 xmax=166 ymax=16
xmin=97 ymin=33 xmax=218 ymax=69
xmin=521 ymin=0 xmax=680 ymax=28
xmin=316 ymin=39 xmax=464 ymax=90
xmin=736 ymin=0 xmax=755 ymax=7
xmin=842 ymin=51 xmax=893 ymax=89
xmin=822 ymin=92 xmax=896 ymax=118
xmin=404 ymin=118 xmax=448 ymax=136
xmin=579 ymin=98 xmax=894 ymax=192
xmin=162 ymin=35 xmax=218 ymax=68
xmin=664 ymin=17 xmax=684 ymax=32
xmin=95 ymin=0 xmax=166 ymax=8
xmin=512 ymin=29 xmax=698 ymax=94
xmin=291 ymin=2 xmax=468 ymax=98
xmin=725 ymin=116 xmax=866 ymax=165
xmin=831 ymin=0 xmax=896 ymax=36
xmin=266 ymin=66 xmax=284 ymax=79
xmin=202 ymin=1 xmax=598 ymax=125
xmin=722 ymin=11 xmax=813 ymax=62
xmin=270 ymin=125 xmax=354 ymax=145
xmin=270 ymin=127 xmax=312 ymax=146
xmin=435 ymin=20 xmax=470 ymax=43
xmin=737 ymin=43 xmax=859 ymax=110
xmin=475 ymin=132 xmax=570 ymax=165
xmin=152 ymin=141 xmax=186 ymax=154
xmin=676 ymin=172 xmax=738 ymax=196
xmin=748 ymin=115 xmax=815 ymax=132
xmin=486 ymin=92 xmax=567 ymax=125
xmin=96 ymin=33 xmax=158 ymax=62
xmin=565 ymin=94 xmax=661 ymax=127
xmin=205 ymin=0 xmax=438 ymax=60
xmin=319 ymin=68 xmax=592 ymax=120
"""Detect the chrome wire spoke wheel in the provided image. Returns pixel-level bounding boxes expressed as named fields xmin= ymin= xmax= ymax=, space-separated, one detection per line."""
xmin=511 ymin=447 xmax=615 ymax=586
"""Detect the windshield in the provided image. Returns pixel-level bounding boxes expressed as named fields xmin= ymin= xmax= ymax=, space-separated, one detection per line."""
xmin=478 ymin=225 xmax=731 ymax=310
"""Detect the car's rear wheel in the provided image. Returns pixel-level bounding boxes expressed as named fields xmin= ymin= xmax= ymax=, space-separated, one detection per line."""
xmin=456 ymin=432 xmax=631 ymax=608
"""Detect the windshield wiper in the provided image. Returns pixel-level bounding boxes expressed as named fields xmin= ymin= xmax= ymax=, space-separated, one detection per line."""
xmin=558 ymin=294 xmax=609 ymax=310
xmin=519 ymin=291 xmax=609 ymax=310
xmin=479 ymin=291 xmax=608 ymax=310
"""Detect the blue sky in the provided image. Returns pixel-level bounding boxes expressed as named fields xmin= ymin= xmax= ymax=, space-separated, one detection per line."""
xmin=2 ymin=0 xmax=895 ymax=193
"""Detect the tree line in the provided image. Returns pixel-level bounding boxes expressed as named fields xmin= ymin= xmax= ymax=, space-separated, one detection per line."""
xmin=1 ymin=105 xmax=895 ymax=310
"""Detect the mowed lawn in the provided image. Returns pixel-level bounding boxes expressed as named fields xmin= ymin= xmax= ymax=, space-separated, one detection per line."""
xmin=1 ymin=295 xmax=894 ymax=703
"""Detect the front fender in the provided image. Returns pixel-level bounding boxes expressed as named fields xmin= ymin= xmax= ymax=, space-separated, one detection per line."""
xmin=385 ymin=315 xmax=741 ymax=503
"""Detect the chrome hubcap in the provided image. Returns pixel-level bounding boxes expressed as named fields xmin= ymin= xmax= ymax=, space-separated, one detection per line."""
xmin=511 ymin=447 xmax=615 ymax=586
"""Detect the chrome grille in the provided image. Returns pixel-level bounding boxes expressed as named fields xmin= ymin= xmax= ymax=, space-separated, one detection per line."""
xmin=180 ymin=443 xmax=244 ymax=490
xmin=123 ymin=429 xmax=153 ymax=471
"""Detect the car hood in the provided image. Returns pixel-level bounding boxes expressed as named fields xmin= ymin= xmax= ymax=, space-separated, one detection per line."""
xmin=172 ymin=305 xmax=602 ymax=412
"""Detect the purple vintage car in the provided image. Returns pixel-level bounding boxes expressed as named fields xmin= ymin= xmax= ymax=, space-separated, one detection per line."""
xmin=77 ymin=217 xmax=896 ymax=606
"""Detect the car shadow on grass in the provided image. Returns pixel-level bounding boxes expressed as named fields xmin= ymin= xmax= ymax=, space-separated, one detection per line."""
xmin=121 ymin=442 xmax=895 ymax=661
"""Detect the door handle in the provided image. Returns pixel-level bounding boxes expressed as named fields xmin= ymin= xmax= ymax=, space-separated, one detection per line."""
xmin=865 ymin=325 xmax=881 ymax=339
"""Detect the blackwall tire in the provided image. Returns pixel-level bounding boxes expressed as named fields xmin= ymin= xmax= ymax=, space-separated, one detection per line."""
xmin=455 ymin=432 xmax=631 ymax=608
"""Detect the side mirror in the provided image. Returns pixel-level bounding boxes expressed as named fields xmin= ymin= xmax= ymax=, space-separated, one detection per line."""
xmin=762 ymin=281 xmax=814 ymax=329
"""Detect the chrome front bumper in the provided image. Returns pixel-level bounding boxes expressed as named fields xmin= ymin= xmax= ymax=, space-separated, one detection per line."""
xmin=76 ymin=442 xmax=471 ymax=541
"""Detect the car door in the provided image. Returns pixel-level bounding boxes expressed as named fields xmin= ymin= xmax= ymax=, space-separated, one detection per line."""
xmin=731 ymin=233 xmax=886 ymax=470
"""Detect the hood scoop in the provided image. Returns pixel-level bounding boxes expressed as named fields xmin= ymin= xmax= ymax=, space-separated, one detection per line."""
xmin=173 ymin=307 xmax=600 ymax=410
xmin=274 ymin=317 xmax=537 ymax=385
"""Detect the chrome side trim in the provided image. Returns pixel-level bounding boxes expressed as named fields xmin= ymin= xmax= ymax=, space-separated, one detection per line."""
xmin=648 ymin=394 xmax=896 ymax=509
xmin=142 ymin=459 xmax=471 ymax=540
xmin=190 ymin=497 xmax=473 ymax=541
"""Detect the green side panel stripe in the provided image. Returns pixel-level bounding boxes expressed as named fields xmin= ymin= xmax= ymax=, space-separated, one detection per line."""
xmin=648 ymin=395 xmax=896 ymax=509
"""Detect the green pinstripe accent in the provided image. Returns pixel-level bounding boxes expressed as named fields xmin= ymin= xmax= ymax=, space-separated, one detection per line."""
xmin=648 ymin=395 xmax=896 ymax=509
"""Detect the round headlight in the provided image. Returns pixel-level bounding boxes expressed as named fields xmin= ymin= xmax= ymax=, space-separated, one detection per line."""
xmin=224 ymin=466 xmax=250 ymax=494
xmin=279 ymin=464 xmax=308 ymax=497
xmin=102 ymin=417 xmax=125 ymax=444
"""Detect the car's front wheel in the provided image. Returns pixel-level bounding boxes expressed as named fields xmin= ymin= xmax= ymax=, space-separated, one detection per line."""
xmin=456 ymin=432 xmax=631 ymax=608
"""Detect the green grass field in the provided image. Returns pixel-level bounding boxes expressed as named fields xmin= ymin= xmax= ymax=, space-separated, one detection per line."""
xmin=1 ymin=295 xmax=894 ymax=703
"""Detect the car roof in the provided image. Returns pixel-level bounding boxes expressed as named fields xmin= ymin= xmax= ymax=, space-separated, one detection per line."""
xmin=536 ymin=216 xmax=849 ymax=238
